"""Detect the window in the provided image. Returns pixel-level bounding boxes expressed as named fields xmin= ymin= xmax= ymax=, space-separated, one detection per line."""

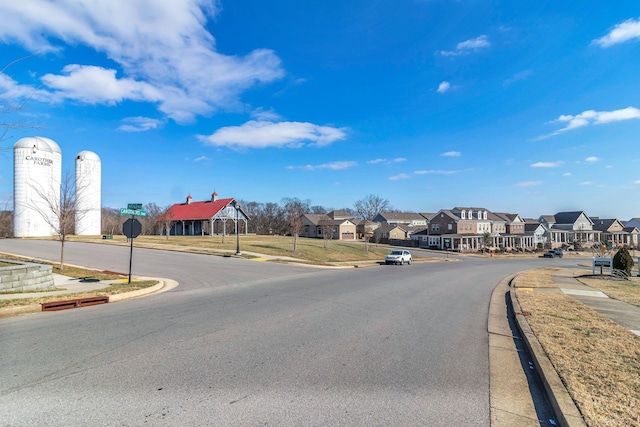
xmin=448 ymin=224 xmax=453 ymax=231
xmin=432 ymin=224 xmax=440 ymax=232
xmin=461 ymin=210 xmax=466 ymax=219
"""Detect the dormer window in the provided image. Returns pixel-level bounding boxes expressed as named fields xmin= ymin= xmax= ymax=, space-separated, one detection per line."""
xmin=461 ymin=210 xmax=466 ymax=219
xmin=483 ymin=211 xmax=487 ymax=220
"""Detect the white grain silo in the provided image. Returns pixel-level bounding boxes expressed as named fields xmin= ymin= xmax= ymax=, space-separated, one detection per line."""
xmin=13 ymin=136 xmax=62 ymax=237
xmin=75 ymin=150 xmax=101 ymax=235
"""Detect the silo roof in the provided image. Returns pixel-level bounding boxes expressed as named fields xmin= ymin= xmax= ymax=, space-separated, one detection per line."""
xmin=14 ymin=136 xmax=61 ymax=153
xmin=76 ymin=150 xmax=101 ymax=161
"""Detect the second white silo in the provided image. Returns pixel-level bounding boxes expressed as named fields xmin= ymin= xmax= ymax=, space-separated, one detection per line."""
xmin=13 ymin=136 xmax=62 ymax=237
xmin=75 ymin=151 xmax=101 ymax=235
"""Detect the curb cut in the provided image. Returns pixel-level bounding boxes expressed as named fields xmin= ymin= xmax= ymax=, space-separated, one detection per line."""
xmin=0 ymin=277 xmax=177 ymax=318
xmin=510 ymin=280 xmax=587 ymax=427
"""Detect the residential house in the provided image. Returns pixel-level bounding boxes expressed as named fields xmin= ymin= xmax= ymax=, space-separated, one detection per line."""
xmin=373 ymin=212 xmax=428 ymax=228
xmin=372 ymin=223 xmax=408 ymax=243
xmin=538 ymin=211 xmax=600 ymax=248
xmin=300 ymin=213 xmax=357 ymax=240
xmin=591 ymin=218 xmax=634 ymax=248
xmin=356 ymin=220 xmax=380 ymax=239
xmin=166 ymin=192 xmax=249 ymax=236
xmin=523 ymin=219 xmax=548 ymax=249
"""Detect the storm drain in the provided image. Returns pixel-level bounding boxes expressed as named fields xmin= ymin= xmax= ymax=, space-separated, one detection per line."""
xmin=41 ymin=296 xmax=109 ymax=311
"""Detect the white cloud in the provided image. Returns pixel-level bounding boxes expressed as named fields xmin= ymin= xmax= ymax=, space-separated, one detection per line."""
xmin=441 ymin=151 xmax=461 ymax=157
xmin=367 ymin=158 xmax=406 ymax=165
xmin=542 ymin=107 xmax=640 ymax=138
xmin=578 ymin=181 xmax=594 ymax=186
xmin=194 ymin=155 xmax=210 ymax=162
xmin=198 ymin=120 xmax=348 ymax=149
xmin=594 ymin=18 xmax=640 ymax=48
xmin=503 ymin=70 xmax=534 ymax=87
xmin=635 ymin=180 xmax=640 ymax=185
xmin=389 ymin=173 xmax=410 ymax=181
xmin=415 ymin=169 xmax=460 ymax=175
xmin=0 ymin=1 xmax=284 ymax=122
xmin=517 ymin=181 xmax=541 ymax=187
xmin=531 ymin=161 xmax=563 ymax=168
xmin=437 ymin=81 xmax=451 ymax=93
xmin=563 ymin=172 xmax=572 ymax=177
xmin=440 ymin=35 xmax=490 ymax=56
xmin=584 ymin=156 xmax=599 ymax=163
xmin=288 ymin=161 xmax=357 ymax=171
xmin=117 ymin=116 xmax=163 ymax=132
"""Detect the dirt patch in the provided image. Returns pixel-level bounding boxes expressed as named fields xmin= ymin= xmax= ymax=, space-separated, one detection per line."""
xmin=515 ymin=269 xmax=640 ymax=427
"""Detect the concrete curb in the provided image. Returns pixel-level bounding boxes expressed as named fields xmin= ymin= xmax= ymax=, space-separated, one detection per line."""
xmin=510 ymin=280 xmax=587 ymax=427
xmin=0 ymin=277 xmax=177 ymax=318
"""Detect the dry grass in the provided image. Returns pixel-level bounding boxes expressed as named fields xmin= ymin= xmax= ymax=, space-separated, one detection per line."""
xmin=515 ymin=269 xmax=640 ymax=427
xmin=577 ymin=276 xmax=640 ymax=308
xmin=66 ymin=234 xmax=421 ymax=265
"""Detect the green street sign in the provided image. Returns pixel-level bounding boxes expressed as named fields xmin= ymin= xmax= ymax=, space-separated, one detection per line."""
xmin=128 ymin=203 xmax=142 ymax=210
xmin=120 ymin=208 xmax=147 ymax=217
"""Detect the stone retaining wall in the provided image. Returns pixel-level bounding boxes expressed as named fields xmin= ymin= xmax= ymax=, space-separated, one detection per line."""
xmin=0 ymin=260 xmax=55 ymax=292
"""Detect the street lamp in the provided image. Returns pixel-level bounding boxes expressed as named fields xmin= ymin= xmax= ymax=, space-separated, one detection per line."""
xmin=233 ymin=200 xmax=241 ymax=255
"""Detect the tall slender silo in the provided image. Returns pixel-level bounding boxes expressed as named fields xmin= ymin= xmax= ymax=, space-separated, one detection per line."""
xmin=75 ymin=151 xmax=102 ymax=235
xmin=13 ymin=136 xmax=62 ymax=237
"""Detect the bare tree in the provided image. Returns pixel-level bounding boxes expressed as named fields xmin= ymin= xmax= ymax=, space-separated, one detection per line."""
xmin=158 ymin=206 xmax=174 ymax=240
xmin=142 ymin=202 xmax=163 ymax=235
xmin=0 ymin=197 xmax=12 ymax=237
xmin=282 ymin=197 xmax=309 ymax=253
xmin=318 ymin=216 xmax=334 ymax=249
xmin=29 ymin=172 xmax=84 ymax=271
xmin=354 ymin=194 xmax=391 ymax=220
xmin=101 ymin=208 xmax=120 ymax=235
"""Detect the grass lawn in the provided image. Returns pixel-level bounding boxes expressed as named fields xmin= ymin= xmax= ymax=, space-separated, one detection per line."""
xmin=514 ymin=269 xmax=640 ymax=427
xmin=65 ymin=234 xmax=414 ymax=265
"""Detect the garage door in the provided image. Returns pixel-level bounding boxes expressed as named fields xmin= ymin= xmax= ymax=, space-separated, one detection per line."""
xmin=341 ymin=232 xmax=354 ymax=240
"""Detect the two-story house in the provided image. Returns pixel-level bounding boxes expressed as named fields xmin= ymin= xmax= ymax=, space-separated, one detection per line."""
xmin=538 ymin=211 xmax=600 ymax=248
xmin=300 ymin=212 xmax=357 ymax=240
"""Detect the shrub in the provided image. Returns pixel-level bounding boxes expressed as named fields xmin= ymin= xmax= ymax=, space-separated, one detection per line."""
xmin=613 ymin=247 xmax=634 ymax=276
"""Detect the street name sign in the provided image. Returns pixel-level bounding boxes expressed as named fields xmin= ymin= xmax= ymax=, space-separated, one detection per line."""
xmin=120 ymin=208 xmax=147 ymax=217
xmin=128 ymin=203 xmax=143 ymax=210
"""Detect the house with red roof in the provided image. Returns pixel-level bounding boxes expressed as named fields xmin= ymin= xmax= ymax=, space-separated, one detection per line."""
xmin=165 ymin=192 xmax=249 ymax=236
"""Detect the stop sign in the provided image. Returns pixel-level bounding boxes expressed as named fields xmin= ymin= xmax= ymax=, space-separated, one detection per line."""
xmin=123 ymin=218 xmax=142 ymax=238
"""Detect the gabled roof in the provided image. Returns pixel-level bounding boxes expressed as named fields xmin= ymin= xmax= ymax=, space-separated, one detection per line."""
xmin=553 ymin=211 xmax=592 ymax=225
xmin=303 ymin=213 xmax=353 ymax=226
xmin=327 ymin=210 xmax=354 ymax=220
xmin=376 ymin=212 xmax=427 ymax=222
xmin=493 ymin=212 xmax=523 ymax=223
xmin=524 ymin=222 xmax=547 ymax=233
xmin=167 ymin=197 xmax=235 ymax=221
xmin=591 ymin=218 xmax=621 ymax=232
xmin=376 ymin=223 xmax=408 ymax=233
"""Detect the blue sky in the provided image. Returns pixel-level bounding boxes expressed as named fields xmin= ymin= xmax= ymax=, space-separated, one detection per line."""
xmin=1 ymin=1 xmax=640 ymax=220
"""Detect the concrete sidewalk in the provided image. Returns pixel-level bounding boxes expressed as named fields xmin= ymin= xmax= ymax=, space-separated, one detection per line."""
xmin=551 ymin=269 xmax=640 ymax=337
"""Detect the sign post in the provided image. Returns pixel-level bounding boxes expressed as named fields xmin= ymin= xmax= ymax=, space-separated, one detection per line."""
xmin=121 ymin=204 xmax=145 ymax=284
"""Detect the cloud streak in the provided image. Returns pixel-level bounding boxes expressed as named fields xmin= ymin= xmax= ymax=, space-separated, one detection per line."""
xmin=199 ymin=120 xmax=348 ymax=149
xmin=440 ymin=35 xmax=490 ymax=56
xmin=594 ymin=18 xmax=640 ymax=47
xmin=541 ymin=106 xmax=640 ymax=138
xmin=287 ymin=161 xmax=357 ymax=171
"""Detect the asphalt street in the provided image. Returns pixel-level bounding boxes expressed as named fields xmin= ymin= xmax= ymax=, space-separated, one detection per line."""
xmin=0 ymin=240 xmax=576 ymax=426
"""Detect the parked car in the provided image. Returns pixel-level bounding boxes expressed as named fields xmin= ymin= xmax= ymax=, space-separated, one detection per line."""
xmin=543 ymin=250 xmax=563 ymax=258
xmin=385 ymin=250 xmax=412 ymax=265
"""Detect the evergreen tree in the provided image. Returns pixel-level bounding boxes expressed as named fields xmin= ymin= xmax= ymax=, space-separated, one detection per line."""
xmin=613 ymin=247 xmax=634 ymax=276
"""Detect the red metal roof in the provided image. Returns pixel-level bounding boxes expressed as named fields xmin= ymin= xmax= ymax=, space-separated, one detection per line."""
xmin=167 ymin=198 xmax=234 ymax=221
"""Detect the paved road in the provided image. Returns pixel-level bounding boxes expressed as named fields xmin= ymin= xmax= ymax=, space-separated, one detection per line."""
xmin=0 ymin=240 xmax=577 ymax=426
